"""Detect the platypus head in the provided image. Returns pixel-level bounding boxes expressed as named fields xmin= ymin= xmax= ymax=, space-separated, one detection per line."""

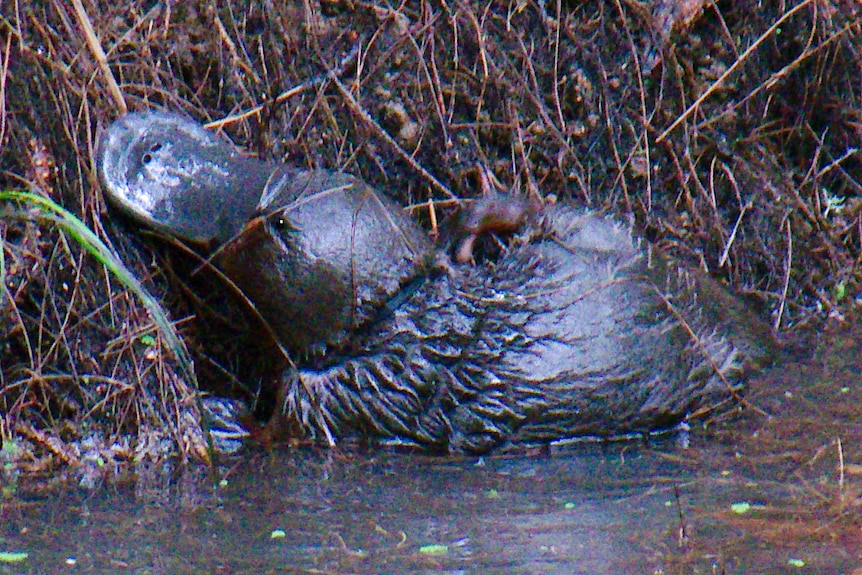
xmin=98 ymin=111 xmax=269 ymax=246
xmin=216 ymin=167 xmax=437 ymax=356
xmin=99 ymin=111 xmax=435 ymax=357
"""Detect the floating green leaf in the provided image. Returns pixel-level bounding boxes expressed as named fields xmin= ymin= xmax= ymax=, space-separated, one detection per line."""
xmin=0 ymin=552 xmax=28 ymax=563
xmin=419 ymin=544 xmax=449 ymax=556
xmin=787 ymin=558 xmax=805 ymax=567
xmin=270 ymin=529 xmax=286 ymax=539
xmin=730 ymin=502 xmax=751 ymax=514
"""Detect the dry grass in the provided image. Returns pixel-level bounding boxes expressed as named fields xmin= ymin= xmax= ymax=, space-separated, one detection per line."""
xmin=1 ymin=0 xmax=862 ymax=472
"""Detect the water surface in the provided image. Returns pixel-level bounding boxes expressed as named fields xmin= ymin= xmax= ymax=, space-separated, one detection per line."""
xmin=3 ymin=323 xmax=862 ymax=574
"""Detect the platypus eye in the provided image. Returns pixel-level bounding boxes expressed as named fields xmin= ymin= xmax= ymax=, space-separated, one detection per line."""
xmin=271 ymin=213 xmax=299 ymax=237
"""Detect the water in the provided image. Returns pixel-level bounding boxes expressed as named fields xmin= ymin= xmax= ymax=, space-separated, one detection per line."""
xmin=3 ymin=324 xmax=862 ymax=574
xmin=2 ymin=444 xmax=684 ymax=574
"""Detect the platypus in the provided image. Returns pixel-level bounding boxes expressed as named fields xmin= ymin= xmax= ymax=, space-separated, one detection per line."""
xmin=98 ymin=111 xmax=773 ymax=453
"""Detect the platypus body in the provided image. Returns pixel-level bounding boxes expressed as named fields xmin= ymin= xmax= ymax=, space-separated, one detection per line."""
xmin=99 ymin=111 xmax=773 ymax=453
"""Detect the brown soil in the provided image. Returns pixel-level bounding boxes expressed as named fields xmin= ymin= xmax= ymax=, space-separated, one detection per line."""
xmin=1 ymin=0 xmax=862 ymax=474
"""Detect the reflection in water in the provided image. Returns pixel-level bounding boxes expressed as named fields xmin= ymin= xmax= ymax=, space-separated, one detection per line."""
xmin=3 ymin=443 xmax=687 ymax=574
xmin=219 ymin=444 xmax=684 ymax=574
xmin=5 ymin=323 xmax=862 ymax=574
xmin=1 ymin=431 xmax=859 ymax=574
